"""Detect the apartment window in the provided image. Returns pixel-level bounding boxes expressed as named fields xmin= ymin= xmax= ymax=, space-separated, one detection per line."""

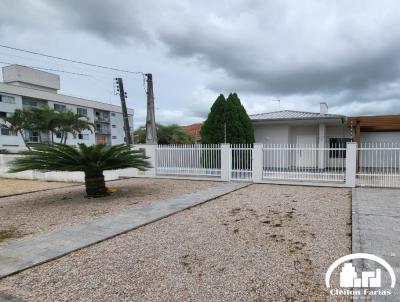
xmin=1 ymin=127 xmax=16 ymax=136
xmin=0 ymin=95 xmax=15 ymax=104
xmin=112 ymin=136 xmax=117 ymax=139
xmin=54 ymin=104 xmax=66 ymax=112
xmin=329 ymin=138 xmax=352 ymax=158
xmin=112 ymin=125 xmax=116 ymax=128
xmin=77 ymin=107 xmax=88 ymax=116
xmin=26 ymin=130 xmax=40 ymax=143
xmin=78 ymin=133 xmax=89 ymax=140
xmin=22 ymin=97 xmax=47 ymax=109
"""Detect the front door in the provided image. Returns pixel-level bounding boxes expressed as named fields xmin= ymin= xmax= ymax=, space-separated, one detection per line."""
xmin=296 ymin=135 xmax=317 ymax=167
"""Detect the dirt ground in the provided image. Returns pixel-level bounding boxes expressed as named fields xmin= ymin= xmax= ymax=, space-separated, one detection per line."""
xmin=0 ymin=184 xmax=351 ymax=301
xmin=0 ymin=178 xmax=216 ymax=244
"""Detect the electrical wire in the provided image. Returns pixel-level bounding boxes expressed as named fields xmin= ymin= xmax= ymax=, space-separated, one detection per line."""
xmin=0 ymin=44 xmax=144 ymax=75
xmin=0 ymin=60 xmax=90 ymax=76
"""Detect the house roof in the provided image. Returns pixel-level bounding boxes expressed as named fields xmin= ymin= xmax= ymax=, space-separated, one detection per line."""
xmin=182 ymin=123 xmax=202 ymax=142
xmin=250 ymin=110 xmax=344 ymax=121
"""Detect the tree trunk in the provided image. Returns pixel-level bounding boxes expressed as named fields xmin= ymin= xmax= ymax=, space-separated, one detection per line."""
xmin=84 ymin=172 xmax=108 ymax=198
xmin=19 ymin=130 xmax=31 ymax=151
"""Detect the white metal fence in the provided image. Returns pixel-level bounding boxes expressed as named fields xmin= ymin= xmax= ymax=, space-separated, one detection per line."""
xmin=155 ymin=144 xmax=221 ymax=177
xmin=357 ymin=143 xmax=400 ymax=188
xmin=230 ymin=144 xmax=253 ymax=181
xmin=151 ymin=142 xmax=400 ymax=188
xmin=262 ymin=144 xmax=346 ymax=182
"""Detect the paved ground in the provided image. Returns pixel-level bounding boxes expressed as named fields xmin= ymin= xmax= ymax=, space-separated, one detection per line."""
xmin=0 ymin=184 xmax=351 ymax=302
xmin=352 ymin=188 xmax=400 ymax=301
xmin=0 ymin=182 xmax=247 ymax=279
xmin=0 ymin=178 xmax=75 ymax=197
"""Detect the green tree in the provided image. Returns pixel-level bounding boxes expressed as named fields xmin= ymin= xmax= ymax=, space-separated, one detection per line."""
xmin=200 ymin=94 xmax=227 ymax=144
xmin=9 ymin=144 xmax=150 ymax=198
xmin=201 ymin=93 xmax=254 ymax=144
xmin=54 ymin=111 xmax=94 ymax=144
xmin=1 ymin=109 xmax=32 ymax=150
xmin=134 ymin=124 xmax=193 ymax=144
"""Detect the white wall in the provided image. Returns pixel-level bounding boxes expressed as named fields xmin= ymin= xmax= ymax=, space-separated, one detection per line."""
xmin=0 ymin=154 xmax=143 ymax=182
xmin=110 ymin=112 xmax=133 ymax=145
xmin=254 ymin=124 xmax=290 ymax=144
xmin=361 ymin=132 xmax=400 ymax=144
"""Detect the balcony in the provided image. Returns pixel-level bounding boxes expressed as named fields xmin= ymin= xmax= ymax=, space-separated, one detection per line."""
xmin=95 ymin=127 xmax=111 ymax=135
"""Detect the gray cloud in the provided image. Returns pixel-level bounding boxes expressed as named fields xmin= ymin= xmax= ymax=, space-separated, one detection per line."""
xmin=2 ymin=0 xmax=400 ymax=122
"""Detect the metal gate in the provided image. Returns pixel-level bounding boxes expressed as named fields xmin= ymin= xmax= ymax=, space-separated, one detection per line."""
xmin=357 ymin=143 xmax=400 ymax=188
xmin=230 ymin=144 xmax=253 ymax=181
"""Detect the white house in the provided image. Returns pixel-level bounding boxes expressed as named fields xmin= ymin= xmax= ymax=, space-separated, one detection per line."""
xmin=251 ymin=103 xmax=350 ymax=146
xmin=250 ymin=103 xmax=400 ymax=170
xmin=0 ymin=65 xmax=134 ymax=152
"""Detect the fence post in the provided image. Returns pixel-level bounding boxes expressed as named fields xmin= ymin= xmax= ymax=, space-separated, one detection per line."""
xmin=220 ymin=144 xmax=230 ymax=181
xmin=345 ymin=142 xmax=357 ymax=187
xmin=252 ymin=143 xmax=263 ymax=182
xmin=133 ymin=144 xmax=156 ymax=177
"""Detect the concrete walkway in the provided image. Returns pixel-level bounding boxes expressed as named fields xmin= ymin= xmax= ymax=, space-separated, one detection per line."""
xmin=0 ymin=182 xmax=248 ymax=279
xmin=352 ymin=187 xmax=400 ymax=301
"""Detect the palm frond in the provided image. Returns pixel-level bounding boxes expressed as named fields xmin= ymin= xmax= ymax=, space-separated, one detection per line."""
xmin=9 ymin=143 xmax=151 ymax=174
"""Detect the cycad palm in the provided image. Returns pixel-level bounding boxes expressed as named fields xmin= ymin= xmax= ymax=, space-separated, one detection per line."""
xmin=9 ymin=144 xmax=150 ymax=197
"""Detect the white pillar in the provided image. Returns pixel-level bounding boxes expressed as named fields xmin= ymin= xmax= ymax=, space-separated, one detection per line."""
xmin=318 ymin=123 xmax=326 ymax=169
xmin=220 ymin=144 xmax=230 ymax=181
xmin=134 ymin=144 xmax=156 ymax=177
xmin=345 ymin=142 xmax=357 ymax=187
xmin=252 ymin=143 xmax=263 ymax=182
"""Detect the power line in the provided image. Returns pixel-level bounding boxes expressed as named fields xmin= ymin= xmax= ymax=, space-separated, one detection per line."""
xmin=0 ymin=44 xmax=144 ymax=75
xmin=0 ymin=61 xmax=90 ymax=76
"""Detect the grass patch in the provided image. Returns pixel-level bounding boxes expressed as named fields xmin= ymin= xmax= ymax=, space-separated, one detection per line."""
xmin=0 ymin=229 xmax=17 ymax=242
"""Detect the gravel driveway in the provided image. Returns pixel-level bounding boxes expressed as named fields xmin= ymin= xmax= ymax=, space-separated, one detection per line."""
xmin=0 ymin=178 xmax=75 ymax=197
xmin=0 ymin=178 xmax=216 ymax=244
xmin=0 ymin=184 xmax=351 ymax=301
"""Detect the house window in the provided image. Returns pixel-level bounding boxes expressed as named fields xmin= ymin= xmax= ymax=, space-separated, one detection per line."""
xmin=54 ymin=104 xmax=66 ymax=112
xmin=1 ymin=127 xmax=16 ymax=136
xmin=55 ymin=132 xmax=62 ymax=139
xmin=0 ymin=95 xmax=15 ymax=104
xmin=329 ymin=138 xmax=352 ymax=158
xmin=112 ymin=136 xmax=117 ymax=139
xmin=111 ymin=113 xmax=116 ymax=117
xmin=77 ymin=107 xmax=87 ymax=116
xmin=112 ymin=125 xmax=116 ymax=128
xmin=78 ymin=133 xmax=89 ymax=140
xmin=0 ymin=112 xmax=7 ymax=118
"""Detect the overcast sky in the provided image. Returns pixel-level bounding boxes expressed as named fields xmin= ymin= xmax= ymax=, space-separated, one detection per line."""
xmin=1 ymin=0 xmax=400 ymax=127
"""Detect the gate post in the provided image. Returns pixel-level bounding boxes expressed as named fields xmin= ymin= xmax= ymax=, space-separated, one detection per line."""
xmin=134 ymin=144 xmax=156 ymax=177
xmin=345 ymin=142 xmax=357 ymax=187
xmin=252 ymin=143 xmax=263 ymax=183
xmin=220 ymin=144 xmax=230 ymax=181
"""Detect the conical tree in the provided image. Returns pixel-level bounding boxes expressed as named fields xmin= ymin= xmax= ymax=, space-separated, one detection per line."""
xmin=9 ymin=144 xmax=150 ymax=198
xmin=200 ymin=94 xmax=227 ymax=143
xmin=200 ymin=93 xmax=254 ymax=144
xmin=225 ymin=93 xmax=255 ymax=144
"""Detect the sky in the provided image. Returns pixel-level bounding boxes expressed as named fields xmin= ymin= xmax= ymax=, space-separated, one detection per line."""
xmin=1 ymin=0 xmax=400 ymax=127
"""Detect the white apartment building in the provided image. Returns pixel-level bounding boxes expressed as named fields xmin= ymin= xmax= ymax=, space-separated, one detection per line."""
xmin=0 ymin=65 xmax=134 ymax=152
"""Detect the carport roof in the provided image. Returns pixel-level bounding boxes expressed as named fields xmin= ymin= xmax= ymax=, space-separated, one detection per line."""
xmin=250 ymin=110 xmax=344 ymax=121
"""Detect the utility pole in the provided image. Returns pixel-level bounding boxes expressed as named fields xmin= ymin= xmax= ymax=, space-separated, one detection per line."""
xmin=145 ymin=73 xmax=157 ymax=144
xmin=115 ymin=77 xmax=132 ymax=147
